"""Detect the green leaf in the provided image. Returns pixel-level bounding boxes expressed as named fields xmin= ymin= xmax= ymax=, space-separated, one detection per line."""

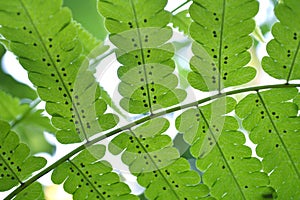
xmin=0 ymin=120 xmax=47 ymax=191
xmin=236 ymin=88 xmax=300 ymax=199
xmin=109 ymin=118 xmax=211 ymax=199
xmin=176 ymin=97 xmax=275 ymax=199
xmin=98 ymin=0 xmax=186 ymax=114
xmin=51 ymin=145 xmax=138 ymax=200
xmin=189 ymin=0 xmax=258 ymax=92
xmin=171 ymin=10 xmax=192 ymax=35
xmin=0 ymin=0 xmax=118 ymax=144
xmin=14 ymin=182 xmax=44 ymax=200
xmin=262 ymin=0 xmax=300 ymax=82
xmin=0 ymin=91 xmax=55 ymax=154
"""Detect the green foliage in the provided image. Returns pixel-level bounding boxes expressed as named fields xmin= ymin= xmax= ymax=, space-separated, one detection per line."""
xmin=109 ymin=118 xmax=210 ymax=199
xmin=262 ymin=0 xmax=300 ymax=82
xmin=98 ymin=0 xmax=186 ymax=114
xmin=0 ymin=120 xmax=46 ymax=191
xmin=0 ymin=0 xmax=118 ymax=144
xmin=0 ymin=0 xmax=300 ymax=200
xmin=0 ymin=91 xmax=55 ymax=154
xmin=176 ymin=97 xmax=275 ymax=199
xmin=171 ymin=10 xmax=192 ymax=35
xmin=189 ymin=0 xmax=258 ymax=92
xmin=236 ymin=88 xmax=300 ymax=199
xmin=52 ymin=145 xmax=137 ymax=199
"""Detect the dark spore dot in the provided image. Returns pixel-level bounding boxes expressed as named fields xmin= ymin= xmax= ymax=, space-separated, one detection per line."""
xmin=213 ymin=67 xmax=217 ymax=71
xmin=33 ymin=43 xmax=37 ymax=46
xmin=224 ymin=45 xmax=228 ymax=49
xmin=70 ymin=108 xmax=73 ymax=111
xmin=144 ymin=19 xmax=147 ymax=23
xmin=147 ymin=55 xmax=150 ymax=58
xmin=42 ymin=58 xmax=46 ymax=62
xmin=47 ymin=63 xmax=51 ymax=66
xmin=260 ymin=111 xmax=264 ymax=114
xmin=143 ymin=100 xmax=146 ymax=103
xmin=57 ymin=59 xmax=61 ymax=62
xmin=153 ymin=100 xmax=156 ymax=104
xmin=245 ymin=186 xmax=248 ymax=189
xmin=135 ymin=55 xmax=138 ymax=58
xmin=17 ymin=12 xmax=20 ymax=15
xmin=213 ymin=55 xmax=217 ymax=58
xmin=268 ymin=129 xmax=272 ymax=133
xmin=153 ymin=96 xmax=157 ymax=99
xmin=138 ymin=151 xmax=142 ymax=154
xmin=149 ymin=72 xmax=152 ymax=75
xmin=145 ymin=162 xmax=149 ymax=165
xmin=138 ymin=61 xmax=142 ymax=65
xmin=145 ymin=144 xmax=149 ymax=148
xmin=151 ymin=88 xmax=155 ymax=92
xmin=215 ymin=18 xmax=219 ymax=21
xmin=51 ymin=73 xmax=55 ymax=77
xmin=162 ymin=187 xmax=166 ymax=190
xmin=23 ymin=26 xmax=27 ymax=30
xmin=175 ymin=185 xmax=179 ymax=188
xmin=49 ymin=38 xmax=53 ymax=42
xmin=209 ymin=142 xmax=213 ymax=145
xmin=223 ymin=77 xmax=227 ymax=80
xmin=57 ymin=55 xmax=60 ymax=58
xmin=65 ymin=101 xmax=69 ymax=105
xmin=272 ymin=112 xmax=275 ymax=115
xmin=49 ymin=44 xmax=53 ymax=48
xmin=275 ymin=144 xmax=279 ymax=148
xmin=63 ymin=94 xmax=67 ymax=97
xmin=140 ymin=78 xmax=144 ymax=82
xmin=143 ymin=92 xmax=146 ymax=96
xmin=102 ymin=192 xmax=106 ymax=195
xmin=283 ymin=65 xmax=287 ymax=69
xmin=68 ymin=82 xmax=72 ymax=86
xmin=63 ymin=73 xmax=67 ymax=77
xmin=58 ymin=87 xmax=62 ymax=91
xmin=231 ymin=156 xmax=234 ymax=159
xmin=148 ymin=50 xmax=151 ymax=53
xmin=134 ymin=44 xmax=137 ymax=47
xmin=144 ymin=104 xmax=148 ymax=107
xmin=132 ymin=38 xmax=135 ymax=42
xmin=29 ymin=30 xmax=32 ymax=34
xmin=222 ymin=165 xmax=225 ymax=169
xmin=61 ymin=68 xmax=65 ymax=71
xmin=211 ymin=48 xmax=215 ymax=52
xmin=55 ymin=79 xmax=59 ymax=83
xmin=283 ymin=130 xmax=287 ymax=133
xmin=255 ymin=99 xmax=259 ymax=103
xmin=213 ymin=13 xmax=217 ymax=16
xmin=70 ymin=88 xmax=73 ymax=92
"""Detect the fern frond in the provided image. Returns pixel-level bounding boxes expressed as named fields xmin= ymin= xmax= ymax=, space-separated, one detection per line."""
xmin=109 ymin=118 xmax=210 ymax=199
xmin=98 ymin=0 xmax=186 ymax=114
xmin=0 ymin=0 xmax=118 ymax=144
xmin=14 ymin=182 xmax=44 ymax=200
xmin=262 ymin=0 xmax=300 ymax=82
xmin=0 ymin=120 xmax=46 ymax=191
xmin=176 ymin=97 xmax=275 ymax=199
xmin=51 ymin=144 xmax=138 ymax=200
xmin=236 ymin=88 xmax=300 ymax=199
xmin=189 ymin=0 xmax=258 ymax=92
xmin=171 ymin=10 xmax=192 ymax=35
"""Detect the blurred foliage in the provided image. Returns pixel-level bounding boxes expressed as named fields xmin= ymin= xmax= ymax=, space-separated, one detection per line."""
xmin=63 ymin=0 xmax=107 ymax=40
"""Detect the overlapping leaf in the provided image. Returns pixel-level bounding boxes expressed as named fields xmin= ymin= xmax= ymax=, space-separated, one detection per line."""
xmin=236 ymin=88 xmax=300 ymax=199
xmin=0 ymin=120 xmax=46 ymax=191
xmin=52 ymin=145 xmax=137 ymax=200
xmin=98 ymin=0 xmax=186 ymax=114
xmin=0 ymin=0 xmax=118 ymax=144
xmin=0 ymin=91 xmax=55 ymax=154
xmin=109 ymin=118 xmax=211 ymax=200
xmin=262 ymin=0 xmax=300 ymax=82
xmin=189 ymin=0 xmax=258 ymax=92
xmin=176 ymin=97 xmax=275 ymax=199
xmin=171 ymin=10 xmax=192 ymax=35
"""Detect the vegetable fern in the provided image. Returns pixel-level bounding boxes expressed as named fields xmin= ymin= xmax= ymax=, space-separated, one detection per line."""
xmin=0 ymin=0 xmax=300 ymax=199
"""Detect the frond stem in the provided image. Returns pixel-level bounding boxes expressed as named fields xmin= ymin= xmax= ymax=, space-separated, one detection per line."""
xmin=5 ymin=83 xmax=300 ymax=199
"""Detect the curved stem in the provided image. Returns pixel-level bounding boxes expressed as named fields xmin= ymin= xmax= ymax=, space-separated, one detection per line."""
xmin=5 ymin=83 xmax=300 ymax=200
